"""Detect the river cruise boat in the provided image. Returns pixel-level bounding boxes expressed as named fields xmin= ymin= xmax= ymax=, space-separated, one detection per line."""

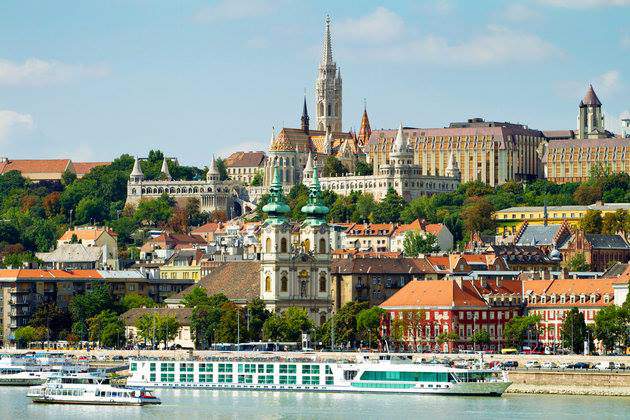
xmin=27 ymin=372 xmax=161 ymax=406
xmin=127 ymin=354 xmax=511 ymax=396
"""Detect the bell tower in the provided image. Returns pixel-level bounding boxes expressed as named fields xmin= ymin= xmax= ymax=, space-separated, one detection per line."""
xmin=315 ymin=15 xmax=342 ymax=133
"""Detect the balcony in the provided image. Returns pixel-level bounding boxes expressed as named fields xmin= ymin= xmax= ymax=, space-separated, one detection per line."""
xmin=355 ymin=283 xmax=367 ymax=291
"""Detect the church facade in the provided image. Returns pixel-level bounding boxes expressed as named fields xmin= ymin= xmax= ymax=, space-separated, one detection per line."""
xmin=259 ymin=167 xmax=332 ymax=325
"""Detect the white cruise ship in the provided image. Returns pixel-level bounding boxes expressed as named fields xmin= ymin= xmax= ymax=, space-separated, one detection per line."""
xmin=28 ymin=372 xmax=161 ymax=406
xmin=127 ymin=354 xmax=511 ymax=396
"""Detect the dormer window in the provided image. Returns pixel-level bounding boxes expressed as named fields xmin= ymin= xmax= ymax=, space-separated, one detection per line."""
xmin=550 ymin=294 xmax=556 ymax=304
xmin=560 ymin=295 xmax=566 ymax=304
xmin=589 ymin=294 xmax=596 ymax=303
xmin=579 ymin=294 xmax=586 ymax=304
xmin=570 ymin=295 xmax=576 ymax=303
xmin=541 ymin=295 xmax=547 ymax=304
xmin=603 ymin=294 xmax=610 ymax=304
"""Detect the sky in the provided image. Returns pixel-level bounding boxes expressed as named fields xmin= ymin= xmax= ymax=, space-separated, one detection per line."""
xmin=0 ymin=0 xmax=629 ymax=166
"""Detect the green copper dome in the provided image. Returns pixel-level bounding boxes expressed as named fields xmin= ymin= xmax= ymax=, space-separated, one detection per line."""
xmin=262 ymin=167 xmax=290 ymax=224
xmin=301 ymin=167 xmax=329 ymax=226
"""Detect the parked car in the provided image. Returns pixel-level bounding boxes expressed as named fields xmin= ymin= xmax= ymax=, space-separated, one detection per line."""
xmin=613 ymin=362 xmax=626 ymax=370
xmin=502 ymin=360 xmax=519 ymax=369
xmin=525 ymin=361 xmax=541 ymax=369
xmin=595 ymin=361 xmax=614 ymax=370
xmin=572 ymin=362 xmax=591 ymax=370
xmin=541 ymin=361 xmax=557 ymax=369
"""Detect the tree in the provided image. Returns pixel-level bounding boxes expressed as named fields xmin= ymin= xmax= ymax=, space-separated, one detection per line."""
xmin=563 ymin=253 xmax=590 ymax=272
xmin=120 ymin=294 xmax=156 ymax=311
xmin=356 ymin=307 xmax=385 ymax=347
xmin=61 ymin=169 xmax=77 ymax=187
xmin=503 ymin=314 xmax=542 ymax=348
xmin=134 ymin=194 xmax=173 ymax=226
xmin=403 ymin=231 xmax=439 ymax=256
xmin=182 ymin=286 xmax=211 ymax=308
xmin=560 ymin=307 xmax=588 ymax=354
xmin=372 ymin=188 xmax=405 ymax=223
xmin=351 ymin=193 xmax=377 ymax=223
xmin=403 ymin=310 xmax=426 ymax=350
xmin=14 ymin=326 xmax=38 ymax=348
xmin=580 ymin=210 xmax=602 ymax=234
xmin=470 ymin=330 xmax=491 ymax=349
xmin=354 ymin=160 xmax=373 ymax=176
xmin=167 ymin=207 xmax=189 ymax=233
xmin=251 ymin=171 xmax=263 ymax=186
xmin=245 ymin=298 xmax=271 ymax=341
xmin=191 ymin=304 xmax=222 ymax=349
xmin=593 ymin=305 xmax=629 ymax=353
xmin=436 ymin=331 xmax=459 ymax=348
xmin=321 ymin=156 xmax=347 ymax=177
xmin=157 ymin=315 xmax=180 ymax=348
xmin=75 ymin=196 xmax=108 ymax=224
xmin=215 ymin=302 xmax=242 ymax=343
xmin=69 ymin=283 xmax=114 ymax=340
xmin=461 ymin=197 xmax=495 ymax=235
xmin=135 ymin=313 xmax=180 ymax=349
xmin=28 ymin=302 xmax=71 ymax=340
xmin=262 ymin=307 xmax=314 ymax=342
xmin=215 ymin=158 xmax=229 ymax=181
xmin=573 ymin=184 xmax=602 ymax=205
xmin=88 ymin=310 xmax=123 ymax=347
xmin=318 ymin=302 xmax=368 ymax=347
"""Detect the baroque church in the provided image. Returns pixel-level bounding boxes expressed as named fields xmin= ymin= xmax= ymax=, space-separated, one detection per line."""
xmin=260 ymin=166 xmax=332 ymax=325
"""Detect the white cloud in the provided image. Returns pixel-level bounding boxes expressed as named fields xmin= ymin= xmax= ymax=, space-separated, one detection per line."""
xmin=193 ymin=0 xmax=276 ymax=23
xmin=538 ymin=0 xmax=630 ymax=8
xmin=336 ymin=7 xmax=406 ymax=44
xmin=502 ymin=4 xmax=541 ymax=21
xmin=596 ymin=69 xmax=622 ymax=94
xmin=0 ymin=110 xmax=34 ymax=144
xmin=0 ymin=58 xmax=109 ymax=86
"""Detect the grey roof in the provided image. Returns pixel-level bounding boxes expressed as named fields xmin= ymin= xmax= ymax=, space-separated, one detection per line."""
xmin=36 ymin=244 xmax=102 ymax=263
xmin=601 ymin=262 xmax=629 ymax=278
xmin=516 ymin=225 xmax=561 ymax=246
xmin=97 ymin=270 xmax=145 ymax=279
xmin=585 ymin=234 xmax=630 ymax=250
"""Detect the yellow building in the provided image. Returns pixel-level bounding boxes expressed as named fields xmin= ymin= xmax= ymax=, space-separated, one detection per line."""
xmin=494 ymin=203 xmax=630 ymax=235
xmin=367 ymin=119 xmax=544 ymax=186
xmin=159 ymin=250 xmax=203 ymax=282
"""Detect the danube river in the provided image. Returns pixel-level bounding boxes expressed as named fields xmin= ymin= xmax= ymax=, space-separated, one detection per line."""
xmin=1 ymin=387 xmax=628 ymax=419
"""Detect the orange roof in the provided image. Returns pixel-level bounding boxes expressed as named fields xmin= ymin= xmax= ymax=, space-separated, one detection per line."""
xmin=59 ymin=227 xmax=116 ymax=242
xmin=0 ymin=269 xmax=102 ymax=279
xmin=523 ymin=278 xmax=616 ymax=307
xmin=426 ymin=256 xmax=451 ymax=271
xmin=392 ymin=219 xmax=445 ymax=237
xmin=0 ymin=159 xmax=71 ymax=176
xmin=192 ymin=222 xmax=222 ymax=234
xmin=73 ymin=162 xmax=110 ymax=175
xmin=380 ymin=279 xmax=487 ymax=309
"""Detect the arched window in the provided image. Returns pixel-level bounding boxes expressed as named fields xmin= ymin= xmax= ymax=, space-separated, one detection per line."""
xmin=265 ymin=238 xmax=272 ymax=253
xmin=265 ymin=275 xmax=271 ymax=292
xmin=319 ymin=314 xmax=326 ymax=326
xmin=319 ymin=275 xmax=326 ymax=293
xmin=319 ymin=238 xmax=326 ymax=254
xmin=280 ymin=238 xmax=288 ymax=253
xmin=303 ymin=239 xmax=310 ymax=252
xmin=281 ymin=276 xmax=288 ymax=292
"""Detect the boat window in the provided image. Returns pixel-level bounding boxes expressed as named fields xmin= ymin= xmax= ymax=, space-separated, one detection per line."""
xmin=343 ymin=371 xmax=358 ymax=380
xmin=359 ymin=371 xmax=450 ymax=382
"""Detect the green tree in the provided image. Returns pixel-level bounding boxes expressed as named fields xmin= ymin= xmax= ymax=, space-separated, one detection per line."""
xmin=181 ymin=286 xmax=211 ymax=308
xmin=356 ymin=307 xmax=385 ymax=347
xmin=157 ymin=315 xmax=180 ymax=348
xmin=461 ymin=196 xmax=495 ymax=235
xmin=563 ymin=253 xmax=590 ymax=272
xmin=120 ymin=294 xmax=156 ymax=311
xmin=245 ymin=298 xmax=271 ymax=341
xmin=470 ymin=330 xmax=491 ymax=348
xmin=75 ymin=196 xmax=108 ymax=224
xmin=215 ymin=158 xmax=229 ymax=181
xmin=503 ymin=314 xmax=542 ymax=348
xmin=191 ymin=304 xmax=222 ymax=349
xmin=215 ymin=302 xmax=242 ymax=343
xmin=88 ymin=310 xmax=123 ymax=347
xmin=69 ymin=283 xmax=114 ymax=339
xmin=134 ymin=194 xmax=174 ymax=226
xmin=560 ymin=307 xmax=588 ymax=354
xmin=263 ymin=307 xmax=314 ymax=342
xmin=354 ymin=160 xmax=373 ymax=176
xmin=372 ymin=188 xmax=405 ymax=223
xmin=351 ymin=193 xmax=376 ymax=223
xmin=403 ymin=231 xmax=439 ymax=256
xmin=321 ymin=156 xmax=347 ymax=177
xmin=251 ymin=171 xmax=263 ymax=186
xmin=318 ymin=302 xmax=368 ymax=347
xmin=14 ymin=326 xmax=38 ymax=348
xmin=436 ymin=331 xmax=459 ymax=347
xmin=580 ymin=210 xmax=602 ymax=234
xmin=61 ymin=169 xmax=77 ymax=187
xmin=28 ymin=302 xmax=71 ymax=340
xmin=593 ymin=305 xmax=629 ymax=353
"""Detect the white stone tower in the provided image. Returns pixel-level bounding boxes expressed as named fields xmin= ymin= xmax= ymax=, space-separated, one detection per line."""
xmin=315 ymin=15 xmax=342 ymax=133
xmin=577 ymin=84 xmax=605 ymax=139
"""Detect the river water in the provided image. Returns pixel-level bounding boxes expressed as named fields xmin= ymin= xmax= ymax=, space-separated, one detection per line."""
xmin=1 ymin=387 xmax=628 ymax=419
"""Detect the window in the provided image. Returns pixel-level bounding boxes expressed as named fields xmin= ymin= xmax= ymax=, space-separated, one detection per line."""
xmin=302 ymin=376 xmax=320 ymax=385
xmin=130 ymin=363 xmax=137 ymax=371
xmin=258 ymin=375 xmax=274 ymax=384
xmin=302 ymin=365 xmax=320 ymax=374
xmin=281 ymin=238 xmax=288 ymax=253
xmin=303 ymin=239 xmax=310 ymax=252
xmin=359 ymin=371 xmax=451 ymax=383
xmin=238 ymin=375 xmax=253 ymax=384
xmin=180 ymin=363 xmax=194 ymax=372
xmin=161 ymin=363 xmax=175 ymax=372
xmin=265 ymin=238 xmax=272 ymax=253
xmin=319 ymin=238 xmax=326 ymax=254
xmin=199 ymin=363 xmax=213 ymax=372
xmin=199 ymin=374 xmax=213 ymax=383
xmin=279 ymin=364 xmax=297 ymax=374
xmin=179 ymin=373 xmax=193 ymax=382
xmin=319 ymin=276 xmax=326 ymax=293
xmin=281 ymin=276 xmax=288 ymax=292
xmin=218 ymin=363 xmax=233 ymax=373
xmin=218 ymin=374 xmax=233 ymax=383
xmin=160 ymin=373 xmax=175 ymax=382
xmin=238 ymin=364 xmax=256 ymax=373
xmin=279 ymin=375 xmax=297 ymax=384
xmin=265 ymin=276 xmax=271 ymax=293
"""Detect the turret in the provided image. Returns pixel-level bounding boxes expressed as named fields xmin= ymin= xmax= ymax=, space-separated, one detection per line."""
xmin=445 ymin=150 xmax=461 ymax=179
xmin=303 ymin=151 xmax=314 ymax=182
xmin=301 ymin=167 xmax=329 ymax=227
xmin=207 ymin=155 xmax=220 ymax=182
xmin=301 ymin=96 xmax=310 ymax=134
xmin=160 ymin=157 xmax=172 ymax=181
xmin=130 ymin=156 xmax=144 ymax=183
xmin=262 ymin=167 xmax=290 ymax=225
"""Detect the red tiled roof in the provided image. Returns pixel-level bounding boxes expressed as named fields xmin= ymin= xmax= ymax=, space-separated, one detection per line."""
xmin=523 ymin=278 xmax=616 ymax=307
xmin=0 ymin=159 xmax=71 ymax=177
xmin=332 ymin=257 xmax=435 ymax=275
xmin=73 ymin=162 xmax=110 ymax=175
xmin=191 ymin=222 xmax=222 ymax=234
xmin=224 ymin=151 xmax=266 ymax=168
xmin=392 ymin=219 xmax=445 ymax=237
xmin=59 ymin=227 xmax=117 ymax=242
xmin=0 ymin=269 xmax=102 ymax=279
xmin=380 ymin=279 xmax=487 ymax=309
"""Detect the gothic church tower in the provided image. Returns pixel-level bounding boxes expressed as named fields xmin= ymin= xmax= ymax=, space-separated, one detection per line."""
xmin=315 ymin=15 xmax=342 ymax=133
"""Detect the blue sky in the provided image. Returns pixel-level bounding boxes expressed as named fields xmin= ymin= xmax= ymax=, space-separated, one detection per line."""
xmin=1 ymin=0 xmax=629 ymax=165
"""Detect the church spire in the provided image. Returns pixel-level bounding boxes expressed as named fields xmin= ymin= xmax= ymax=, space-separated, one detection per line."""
xmin=301 ymin=167 xmax=329 ymax=226
xmin=130 ymin=156 xmax=144 ymax=182
xmin=301 ymin=95 xmax=310 ymax=133
xmin=357 ymin=100 xmax=372 ymax=146
xmin=207 ymin=155 xmax=220 ymax=181
xmin=445 ymin=150 xmax=461 ymax=179
xmin=160 ymin=157 xmax=171 ymax=180
xmin=262 ymin=167 xmax=290 ymax=225
xmin=321 ymin=14 xmax=333 ymax=66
